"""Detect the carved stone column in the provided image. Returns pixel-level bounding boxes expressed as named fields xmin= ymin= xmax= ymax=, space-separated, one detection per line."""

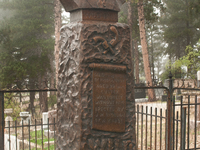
xmin=57 ymin=1 xmax=135 ymax=149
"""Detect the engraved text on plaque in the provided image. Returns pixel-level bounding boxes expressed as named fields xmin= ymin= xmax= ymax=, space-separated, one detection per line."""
xmin=90 ymin=63 xmax=126 ymax=132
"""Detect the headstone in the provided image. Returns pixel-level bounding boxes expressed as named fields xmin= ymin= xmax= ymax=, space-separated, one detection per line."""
xmin=20 ymin=112 xmax=31 ymax=125
xmin=48 ymin=110 xmax=57 ymax=131
xmin=19 ymin=112 xmax=30 ymax=139
xmin=5 ymin=116 xmax=13 ymax=133
xmin=162 ymin=95 xmax=168 ymax=101
xmin=134 ymin=83 xmax=146 ymax=99
xmin=57 ymin=0 xmax=135 ymax=149
xmin=42 ymin=112 xmax=48 ymax=129
xmin=4 ymin=108 xmax=13 ymax=115
xmin=4 ymin=108 xmax=14 ymax=133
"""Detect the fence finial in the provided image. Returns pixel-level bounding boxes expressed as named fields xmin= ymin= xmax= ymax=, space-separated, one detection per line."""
xmin=168 ymin=71 xmax=173 ymax=79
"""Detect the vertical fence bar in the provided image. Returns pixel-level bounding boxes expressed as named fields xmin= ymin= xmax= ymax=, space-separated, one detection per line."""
xmin=181 ymin=107 xmax=186 ymax=150
xmin=165 ymin=109 xmax=167 ymax=150
xmin=150 ymin=107 xmax=152 ymax=150
xmin=173 ymin=95 xmax=175 ymax=150
xmin=145 ymin=106 xmax=148 ymax=150
xmin=141 ymin=106 xmax=143 ymax=150
xmin=0 ymin=92 xmax=4 ymax=150
xmin=22 ymin=120 xmax=24 ymax=150
xmin=187 ymin=96 xmax=190 ymax=149
xmin=29 ymin=119 xmax=31 ymax=150
xmin=175 ymin=111 xmax=179 ymax=150
xmin=160 ymin=109 xmax=162 ymax=150
xmin=167 ymin=72 xmax=173 ymax=150
xmin=155 ymin=108 xmax=157 ymax=150
xmin=137 ymin=105 xmax=139 ymax=149
xmin=48 ymin=118 xmax=49 ymax=150
xmin=54 ymin=118 xmax=56 ymax=150
xmin=35 ymin=119 xmax=37 ymax=150
xmin=194 ymin=96 xmax=197 ymax=150
xmin=15 ymin=120 xmax=17 ymax=150
xmin=41 ymin=118 xmax=43 ymax=150
xmin=9 ymin=121 xmax=10 ymax=150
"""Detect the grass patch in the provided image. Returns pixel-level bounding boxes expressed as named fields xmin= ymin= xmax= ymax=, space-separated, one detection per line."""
xmin=30 ymin=130 xmax=54 ymax=146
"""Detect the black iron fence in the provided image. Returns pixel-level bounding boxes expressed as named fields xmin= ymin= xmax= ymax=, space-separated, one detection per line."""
xmin=4 ymin=118 xmax=56 ymax=150
xmin=135 ymin=74 xmax=200 ymax=150
xmin=0 ymin=81 xmax=57 ymax=150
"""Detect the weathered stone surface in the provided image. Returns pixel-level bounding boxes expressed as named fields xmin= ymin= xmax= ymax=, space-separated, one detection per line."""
xmin=57 ymin=22 xmax=135 ymax=149
xmin=60 ymin=0 xmax=126 ymax=12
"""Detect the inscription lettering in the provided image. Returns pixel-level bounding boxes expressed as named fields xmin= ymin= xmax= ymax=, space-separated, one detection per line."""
xmin=92 ymin=64 xmax=126 ymax=132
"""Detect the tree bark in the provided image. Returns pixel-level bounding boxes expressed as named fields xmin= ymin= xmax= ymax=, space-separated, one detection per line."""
xmin=39 ymin=76 xmax=48 ymax=113
xmin=134 ymin=39 xmax=140 ymax=84
xmin=54 ymin=0 xmax=61 ymax=87
xmin=29 ymin=78 xmax=35 ymax=118
xmin=137 ymin=0 xmax=156 ymax=101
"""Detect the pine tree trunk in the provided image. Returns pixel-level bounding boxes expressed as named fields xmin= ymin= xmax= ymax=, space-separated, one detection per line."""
xmin=29 ymin=78 xmax=35 ymax=118
xmin=54 ymin=0 xmax=61 ymax=87
xmin=137 ymin=0 xmax=156 ymax=101
xmin=134 ymin=39 xmax=140 ymax=84
xmin=39 ymin=76 xmax=48 ymax=113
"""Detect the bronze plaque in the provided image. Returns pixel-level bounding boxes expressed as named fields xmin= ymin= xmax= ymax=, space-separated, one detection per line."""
xmin=90 ymin=63 xmax=126 ymax=132
xmin=82 ymin=9 xmax=118 ymax=22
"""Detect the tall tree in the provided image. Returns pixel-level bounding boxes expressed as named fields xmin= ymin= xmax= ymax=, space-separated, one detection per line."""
xmin=0 ymin=0 xmax=55 ymax=112
xmin=161 ymin=0 xmax=200 ymax=60
xmin=137 ymin=0 xmax=156 ymax=101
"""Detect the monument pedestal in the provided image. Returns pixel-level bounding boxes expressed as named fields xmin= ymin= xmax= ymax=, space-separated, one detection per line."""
xmin=57 ymin=21 xmax=135 ymax=149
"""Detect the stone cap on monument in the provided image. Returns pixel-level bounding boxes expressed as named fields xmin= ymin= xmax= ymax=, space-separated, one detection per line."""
xmin=60 ymin=0 xmax=126 ymax=22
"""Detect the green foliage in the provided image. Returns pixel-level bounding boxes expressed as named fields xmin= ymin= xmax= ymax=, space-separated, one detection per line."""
xmin=161 ymin=40 xmax=200 ymax=80
xmin=160 ymin=61 xmax=186 ymax=82
xmin=4 ymin=93 xmax=21 ymax=121
xmin=0 ymin=0 xmax=54 ymax=88
xmin=174 ymin=41 xmax=200 ymax=78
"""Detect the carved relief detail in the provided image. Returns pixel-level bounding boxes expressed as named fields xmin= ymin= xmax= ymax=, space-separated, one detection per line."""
xmin=92 ymin=26 xmax=119 ymax=55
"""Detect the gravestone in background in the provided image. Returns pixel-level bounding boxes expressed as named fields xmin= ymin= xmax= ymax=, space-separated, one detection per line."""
xmin=57 ymin=0 xmax=135 ymax=149
xmin=134 ymin=83 xmax=146 ymax=99
xmin=42 ymin=112 xmax=48 ymax=129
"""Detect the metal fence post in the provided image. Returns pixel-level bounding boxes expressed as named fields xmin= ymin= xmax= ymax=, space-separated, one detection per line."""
xmin=0 ymin=92 xmax=4 ymax=150
xmin=166 ymin=72 xmax=173 ymax=150
xmin=181 ymin=107 xmax=186 ymax=150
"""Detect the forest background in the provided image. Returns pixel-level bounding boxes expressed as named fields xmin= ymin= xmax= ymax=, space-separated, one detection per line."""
xmin=0 ymin=0 xmax=200 ymax=118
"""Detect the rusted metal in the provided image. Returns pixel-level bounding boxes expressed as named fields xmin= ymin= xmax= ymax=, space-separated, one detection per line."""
xmin=91 ymin=63 xmax=126 ymax=132
xmin=0 ymin=92 xmax=4 ymax=150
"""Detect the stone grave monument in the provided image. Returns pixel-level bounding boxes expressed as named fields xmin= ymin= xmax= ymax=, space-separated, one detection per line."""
xmin=44 ymin=110 xmax=57 ymax=138
xmin=4 ymin=109 xmax=13 ymax=133
xmin=57 ymin=0 xmax=136 ymax=149
xmin=42 ymin=112 xmax=48 ymax=129
xmin=19 ymin=112 xmax=30 ymax=139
